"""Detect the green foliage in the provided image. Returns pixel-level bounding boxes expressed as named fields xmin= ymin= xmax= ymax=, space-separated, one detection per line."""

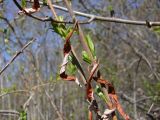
xmin=21 ymin=0 xmax=26 ymax=8
xmin=143 ymin=80 xmax=160 ymax=103
xmin=95 ymin=85 xmax=108 ymax=103
xmin=51 ymin=16 xmax=72 ymax=39
xmin=20 ymin=110 xmax=27 ymax=120
xmin=85 ymin=34 xmax=96 ymax=58
xmin=152 ymin=26 xmax=160 ymax=34
xmin=1 ymin=84 xmax=17 ymax=94
xmin=43 ymin=0 xmax=47 ymax=5
xmin=107 ymin=5 xmax=113 ymax=11
xmin=67 ymin=55 xmax=77 ymax=74
xmin=82 ymin=51 xmax=91 ymax=64
xmin=82 ymin=34 xmax=96 ymax=64
xmin=67 ymin=62 xmax=77 ymax=75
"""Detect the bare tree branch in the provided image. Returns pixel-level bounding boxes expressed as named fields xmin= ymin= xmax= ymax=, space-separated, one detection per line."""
xmin=0 ymin=16 xmax=15 ymax=32
xmin=122 ymin=40 xmax=160 ymax=81
xmin=0 ymin=90 xmax=29 ymax=98
xmin=45 ymin=90 xmax=64 ymax=120
xmin=0 ymin=38 xmax=36 ymax=75
xmin=0 ymin=110 xmax=20 ymax=116
xmin=13 ymin=0 xmax=76 ymax=24
xmin=120 ymin=93 xmax=147 ymax=111
xmin=26 ymin=0 xmax=160 ymax=27
xmin=0 ymin=82 xmax=52 ymax=98
xmin=47 ymin=0 xmax=58 ymax=19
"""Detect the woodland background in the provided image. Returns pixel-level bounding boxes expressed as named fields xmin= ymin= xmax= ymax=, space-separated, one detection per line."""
xmin=0 ymin=0 xmax=160 ymax=120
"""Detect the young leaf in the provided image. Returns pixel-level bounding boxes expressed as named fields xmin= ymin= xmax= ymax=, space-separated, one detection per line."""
xmin=152 ymin=26 xmax=160 ymax=34
xmin=85 ymin=34 xmax=96 ymax=57
xmin=67 ymin=62 xmax=77 ymax=75
xmin=57 ymin=16 xmax=64 ymax=21
xmin=21 ymin=0 xmax=26 ymax=8
xmin=51 ymin=16 xmax=72 ymax=39
xmin=95 ymin=85 xmax=108 ymax=103
xmin=82 ymin=51 xmax=91 ymax=64
xmin=107 ymin=5 xmax=113 ymax=11
xmin=20 ymin=110 xmax=27 ymax=120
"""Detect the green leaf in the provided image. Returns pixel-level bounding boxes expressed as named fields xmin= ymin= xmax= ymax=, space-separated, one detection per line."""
xmin=20 ymin=110 xmax=27 ymax=120
xmin=82 ymin=51 xmax=91 ymax=64
xmin=95 ymin=85 xmax=108 ymax=103
xmin=51 ymin=16 xmax=74 ymax=40
xmin=68 ymin=55 xmax=73 ymax=61
xmin=152 ymin=26 xmax=160 ymax=34
xmin=21 ymin=0 xmax=26 ymax=8
xmin=107 ymin=5 xmax=113 ymax=11
xmin=43 ymin=0 xmax=47 ymax=5
xmin=85 ymin=34 xmax=96 ymax=57
xmin=67 ymin=62 xmax=77 ymax=75
xmin=57 ymin=16 xmax=64 ymax=21
xmin=67 ymin=55 xmax=77 ymax=74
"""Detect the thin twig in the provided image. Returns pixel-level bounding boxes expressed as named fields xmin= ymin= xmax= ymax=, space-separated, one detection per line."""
xmin=0 ymin=110 xmax=20 ymax=116
xmin=62 ymin=1 xmax=117 ymax=120
xmin=47 ymin=0 xmax=58 ymax=19
xmin=26 ymin=0 xmax=160 ymax=27
xmin=148 ymin=103 xmax=154 ymax=114
xmin=45 ymin=90 xmax=64 ymax=120
xmin=122 ymin=40 xmax=160 ymax=81
xmin=13 ymin=0 xmax=74 ymax=24
xmin=0 ymin=38 xmax=36 ymax=75
xmin=120 ymin=93 xmax=147 ymax=111
xmin=34 ymin=72 xmax=64 ymax=120
xmin=0 ymin=90 xmax=29 ymax=98
xmin=23 ymin=92 xmax=34 ymax=110
xmin=63 ymin=0 xmax=76 ymax=21
xmin=0 ymin=16 xmax=15 ymax=32
xmin=0 ymin=82 xmax=52 ymax=98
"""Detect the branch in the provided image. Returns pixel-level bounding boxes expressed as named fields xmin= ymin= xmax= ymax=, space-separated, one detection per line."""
xmin=47 ymin=0 xmax=58 ymax=19
xmin=26 ymin=0 xmax=160 ymax=27
xmin=23 ymin=92 xmax=34 ymax=111
xmin=45 ymin=90 xmax=64 ymax=120
xmin=0 ymin=90 xmax=29 ymax=98
xmin=0 ymin=38 xmax=35 ymax=75
xmin=0 ymin=110 xmax=20 ymax=116
xmin=0 ymin=82 xmax=52 ymax=98
xmin=13 ymin=0 xmax=75 ymax=24
xmin=122 ymin=40 xmax=160 ymax=81
xmin=0 ymin=16 xmax=15 ymax=32
xmin=120 ymin=93 xmax=147 ymax=111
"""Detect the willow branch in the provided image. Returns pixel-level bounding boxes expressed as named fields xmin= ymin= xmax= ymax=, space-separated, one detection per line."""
xmin=0 ymin=38 xmax=35 ymax=75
